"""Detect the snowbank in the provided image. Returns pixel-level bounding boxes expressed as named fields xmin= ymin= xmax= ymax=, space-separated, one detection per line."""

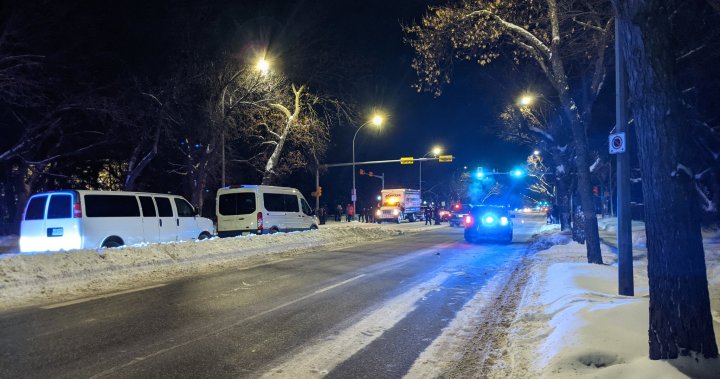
xmin=597 ymin=217 xmax=647 ymax=249
xmin=503 ymin=235 xmax=720 ymax=378
xmin=0 ymin=225 xmax=430 ymax=310
xmin=0 ymin=234 xmax=18 ymax=254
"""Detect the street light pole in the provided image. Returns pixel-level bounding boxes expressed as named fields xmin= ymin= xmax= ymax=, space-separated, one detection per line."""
xmin=352 ymin=115 xmax=383 ymax=221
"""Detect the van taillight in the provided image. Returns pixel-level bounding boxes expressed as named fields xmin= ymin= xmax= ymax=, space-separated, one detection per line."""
xmin=464 ymin=215 xmax=473 ymax=226
xmin=257 ymin=212 xmax=263 ymax=232
xmin=73 ymin=203 xmax=82 ymax=218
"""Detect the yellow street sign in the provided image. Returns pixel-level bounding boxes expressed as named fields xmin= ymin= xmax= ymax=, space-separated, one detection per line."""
xmin=438 ymin=155 xmax=454 ymax=163
xmin=400 ymin=157 xmax=414 ymax=165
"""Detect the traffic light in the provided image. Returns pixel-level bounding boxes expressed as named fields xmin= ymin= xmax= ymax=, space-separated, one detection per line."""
xmin=369 ymin=171 xmax=374 ymax=177
xmin=317 ymin=186 xmax=322 ymax=197
xmin=359 ymin=169 xmax=365 ymax=175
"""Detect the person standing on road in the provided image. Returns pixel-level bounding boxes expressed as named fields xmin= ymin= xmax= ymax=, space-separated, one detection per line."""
xmin=424 ymin=206 xmax=433 ymax=225
xmin=346 ymin=202 xmax=355 ymax=222
xmin=319 ymin=205 xmax=327 ymax=225
xmin=335 ymin=204 xmax=342 ymax=222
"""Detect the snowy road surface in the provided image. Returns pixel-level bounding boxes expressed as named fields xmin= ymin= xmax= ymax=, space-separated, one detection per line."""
xmin=0 ymin=215 xmax=545 ymax=378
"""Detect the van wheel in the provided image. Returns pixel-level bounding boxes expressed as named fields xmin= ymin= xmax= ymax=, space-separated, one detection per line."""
xmin=102 ymin=237 xmax=123 ymax=248
xmin=269 ymin=227 xmax=280 ymax=234
xmin=310 ymin=225 xmax=318 ymax=230
xmin=198 ymin=232 xmax=211 ymax=240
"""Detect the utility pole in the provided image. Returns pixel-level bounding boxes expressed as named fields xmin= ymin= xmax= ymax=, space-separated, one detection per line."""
xmin=616 ymin=16 xmax=634 ymax=296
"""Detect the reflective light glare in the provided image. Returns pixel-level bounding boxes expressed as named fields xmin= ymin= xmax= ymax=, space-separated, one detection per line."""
xmin=500 ymin=216 xmax=509 ymax=225
xmin=533 ymin=150 xmax=540 ymax=155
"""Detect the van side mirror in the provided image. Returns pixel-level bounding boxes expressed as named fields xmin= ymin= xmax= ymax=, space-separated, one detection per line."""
xmin=193 ymin=207 xmax=200 ymax=216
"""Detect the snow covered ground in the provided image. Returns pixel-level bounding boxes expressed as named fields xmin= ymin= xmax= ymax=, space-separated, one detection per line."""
xmin=401 ymin=220 xmax=720 ymax=378
xmin=0 ymin=222 xmax=444 ymax=310
xmin=494 ymin=221 xmax=720 ymax=378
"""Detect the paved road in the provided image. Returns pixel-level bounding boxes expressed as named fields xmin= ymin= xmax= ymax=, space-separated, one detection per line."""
xmin=0 ymin=214 xmax=545 ymax=378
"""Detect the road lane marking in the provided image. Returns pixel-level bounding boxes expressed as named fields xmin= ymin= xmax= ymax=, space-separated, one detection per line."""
xmin=260 ymin=271 xmax=454 ymax=378
xmin=314 ymin=274 xmax=365 ymax=294
xmin=40 ymin=284 xmax=167 ymax=310
xmin=89 ymin=273 xmax=368 ymax=378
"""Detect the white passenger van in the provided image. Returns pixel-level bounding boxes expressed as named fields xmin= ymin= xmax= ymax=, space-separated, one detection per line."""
xmin=216 ymin=185 xmax=318 ymax=237
xmin=19 ymin=190 xmax=214 ymax=253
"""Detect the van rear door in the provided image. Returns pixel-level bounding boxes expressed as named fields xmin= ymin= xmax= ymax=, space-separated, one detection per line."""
xmin=217 ymin=191 xmax=257 ymax=235
xmin=45 ymin=193 xmax=81 ymax=250
xmin=19 ymin=195 xmax=48 ymax=252
xmin=154 ymin=196 xmax=177 ymax=242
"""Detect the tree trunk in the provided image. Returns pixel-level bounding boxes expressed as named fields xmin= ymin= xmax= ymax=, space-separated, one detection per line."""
xmin=261 ymin=119 xmax=292 ymax=186
xmin=557 ymin=99 xmax=603 ymax=264
xmin=124 ymin=126 xmax=160 ymax=191
xmin=617 ymin=0 xmax=718 ymax=359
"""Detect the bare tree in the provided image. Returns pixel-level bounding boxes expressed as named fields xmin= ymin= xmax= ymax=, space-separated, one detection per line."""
xmin=615 ymin=0 xmax=718 ymax=360
xmin=405 ymin=0 xmax=613 ymax=264
xmin=497 ymin=98 xmax=575 ymax=230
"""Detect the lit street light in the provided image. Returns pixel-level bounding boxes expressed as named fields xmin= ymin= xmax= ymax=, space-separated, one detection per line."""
xmin=518 ymin=93 xmax=535 ymax=107
xmin=533 ymin=149 xmax=540 ymax=155
xmin=419 ymin=145 xmax=442 ymax=201
xmin=256 ymin=58 xmax=270 ymax=75
xmin=352 ymin=113 xmax=384 ymax=220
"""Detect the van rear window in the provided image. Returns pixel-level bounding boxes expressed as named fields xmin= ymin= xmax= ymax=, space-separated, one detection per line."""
xmin=84 ymin=195 xmax=140 ymax=217
xmin=25 ymin=196 xmax=48 ymax=220
xmin=48 ymin=195 xmax=72 ymax=219
xmin=219 ymin=193 xmax=256 ymax=215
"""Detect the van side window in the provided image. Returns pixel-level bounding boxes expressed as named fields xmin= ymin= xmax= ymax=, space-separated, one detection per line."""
xmin=264 ymin=193 xmax=300 ymax=212
xmin=47 ymin=194 xmax=72 ymax=219
xmin=300 ymin=198 xmax=312 ymax=215
xmin=85 ymin=195 xmax=140 ymax=217
xmin=174 ymin=198 xmax=195 ymax=217
xmin=264 ymin=193 xmax=285 ymax=212
xmin=285 ymin=194 xmax=299 ymax=212
xmin=139 ymin=196 xmax=157 ymax=217
xmin=218 ymin=193 xmax=255 ymax=215
xmin=25 ymin=195 xmax=48 ymax=220
xmin=155 ymin=197 xmax=173 ymax=217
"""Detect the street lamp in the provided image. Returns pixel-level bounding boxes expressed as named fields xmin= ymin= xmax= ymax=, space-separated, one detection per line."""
xmin=419 ymin=145 xmax=442 ymax=201
xmin=256 ymin=58 xmax=270 ymax=75
xmin=533 ymin=149 xmax=541 ymax=156
xmin=518 ymin=93 xmax=535 ymax=107
xmin=352 ymin=113 xmax=384 ymax=220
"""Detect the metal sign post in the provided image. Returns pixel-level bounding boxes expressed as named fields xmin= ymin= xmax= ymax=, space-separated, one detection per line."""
xmin=615 ymin=17 xmax=634 ymax=297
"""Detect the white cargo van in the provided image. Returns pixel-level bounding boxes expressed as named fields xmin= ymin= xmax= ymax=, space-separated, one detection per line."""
xmin=216 ymin=185 xmax=318 ymax=237
xmin=19 ymin=190 xmax=214 ymax=253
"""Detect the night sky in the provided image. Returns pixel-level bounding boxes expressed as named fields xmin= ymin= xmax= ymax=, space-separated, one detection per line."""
xmin=7 ymin=0 xmax=615 ymax=207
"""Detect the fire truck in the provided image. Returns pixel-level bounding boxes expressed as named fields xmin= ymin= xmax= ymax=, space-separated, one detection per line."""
xmin=375 ymin=189 xmax=421 ymax=223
